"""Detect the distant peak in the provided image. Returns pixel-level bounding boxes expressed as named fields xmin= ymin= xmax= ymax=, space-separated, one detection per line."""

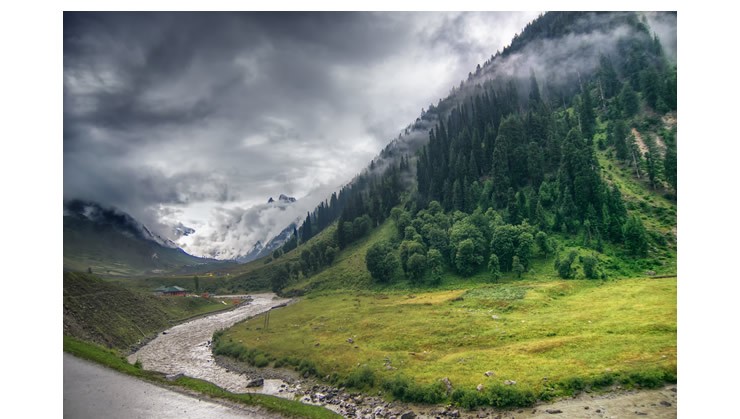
xmin=267 ymin=197 xmax=275 ymax=203
xmin=278 ymin=194 xmax=296 ymax=203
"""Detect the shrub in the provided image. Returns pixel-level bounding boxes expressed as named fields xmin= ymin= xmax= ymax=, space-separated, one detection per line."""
xmin=343 ymin=365 xmax=376 ymax=390
xmin=253 ymin=353 xmax=269 ymax=368
xmin=487 ymin=384 xmax=537 ymax=408
xmin=381 ymin=376 xmax=447 ymax=404
xmin=451 ymin=388 xmax=487 ymax=409
xmin=628 ymin=370 xmax=664 ymax=388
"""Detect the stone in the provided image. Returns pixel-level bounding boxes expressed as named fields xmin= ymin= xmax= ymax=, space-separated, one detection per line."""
xmin=441 ymin=377 xmax=453 ymax=394
xmin=476 ymin=384 xmax=484 ymax=392
xmin=504 ymin=380 xmax=517 ymax=385
xmin=635 ymin=412 xmax=647 ymax=416
xmin=347 ymin=337 xmax=354 ymax=344
xmin=491 ymin=315 xmax=500 ymax=320
xmin=449 ymin=409 xmax=460 ymax=418
xmin=246 ymin=378 xmax=264 ymax=387
xmin=545 ymin=409 xmax=563 ymax=414
xmin=661 ymin=401 xmax=672 ymax=407
xmin=584 ymin=406 xmax=589 ymax=410
xmin=165 ymin=372 xmax=184 ymax=381
xmin=400 ymin=411 xmax=416 ymax=419
xmin=484 ymin=371 xmax=494 ymax=377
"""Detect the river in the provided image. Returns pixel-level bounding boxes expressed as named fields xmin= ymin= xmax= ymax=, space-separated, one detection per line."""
xmin=128 ymin=293 xmax=292 ymax=395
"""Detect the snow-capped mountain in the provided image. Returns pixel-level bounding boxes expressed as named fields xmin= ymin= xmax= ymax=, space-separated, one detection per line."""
xmin=64 ymin=200 xmax=179 ymax=249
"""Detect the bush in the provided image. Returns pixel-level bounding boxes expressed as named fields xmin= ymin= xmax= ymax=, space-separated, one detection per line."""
xmin=343 ymin=365 xmax=376 ymax=390
xmin=253 ymin=353 xmax=269 ymax=368
xmin=381 ymin=376 xmax=447 ymax=404
xmin=487 ymin=384 xmax=537 ymax=408
xmin=298 ymin=359 xmax=319 ymax=377
xmin=451 ymin=388 xmax=488 ymax=409
xmin=628 ymin=370 xmax=664 ymax=388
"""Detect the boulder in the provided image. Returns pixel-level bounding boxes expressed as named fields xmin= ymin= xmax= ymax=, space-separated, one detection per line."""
xmin=347 ymin=337 xmax=354 ymax=344
xmin=545 ymin=409 xmax=563 ymax=414
xmin=400 ymin=411 xmax=416 ymax=419
xmin=476 ymin=384 xmax=484 ymax=392
xmin=441 ymin=377 xmax=453 ymax=394
xmin=484 ymin=370 xmax=494 ymax=377
xmin=504 ymin=380 xmax=517 ymax=385
xmin=246 ymin=378 xmax=264 ymax=387
xmin=165 ymin=372 xmax=184 ymax=381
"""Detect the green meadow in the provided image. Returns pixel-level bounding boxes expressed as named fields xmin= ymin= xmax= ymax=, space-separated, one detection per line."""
xmin=219 ymin=277 xmax=675 ymax=404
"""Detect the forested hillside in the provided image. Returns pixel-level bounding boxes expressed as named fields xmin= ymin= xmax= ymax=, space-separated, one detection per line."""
xmin=239 ymin=11 xmax=676 ymax=292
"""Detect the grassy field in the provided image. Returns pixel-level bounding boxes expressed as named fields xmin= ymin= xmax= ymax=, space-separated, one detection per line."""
xmin=219 ymin=277 xmax=676 ymax=405
xmin=63 ymin=335 xmax=340 ymax=418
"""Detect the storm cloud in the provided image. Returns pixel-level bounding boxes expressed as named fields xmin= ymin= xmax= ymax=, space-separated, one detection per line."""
xmin=64 ymin=11 xmax=540 ymax=258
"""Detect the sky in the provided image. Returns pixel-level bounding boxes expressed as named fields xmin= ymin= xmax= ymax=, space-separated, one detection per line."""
xmin=63 ymin=11 xmax=541 ymax=258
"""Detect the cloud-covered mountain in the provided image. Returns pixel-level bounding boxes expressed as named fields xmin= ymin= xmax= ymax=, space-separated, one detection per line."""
xmin=63 ymin=200 xmax=228 ymax=275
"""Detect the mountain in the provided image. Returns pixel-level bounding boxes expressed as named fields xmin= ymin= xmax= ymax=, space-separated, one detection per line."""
xmin=236 ymin=221 xmax=299 ymax=263
xmin=64 ymin=200 xmax=228 ymax=276
xmin=226 ymin=11 xmax=676 ymax=294
xmin=268 ymin=194 xmax=297 ymax=204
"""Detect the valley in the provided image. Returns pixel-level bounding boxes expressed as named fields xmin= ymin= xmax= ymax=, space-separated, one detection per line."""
xmin=63 ymin=10 xmax=678 ymax=419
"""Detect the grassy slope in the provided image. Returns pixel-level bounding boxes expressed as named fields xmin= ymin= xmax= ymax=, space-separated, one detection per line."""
xmin=596 ymin=114 xmax=677 ymax=275
xmin=63 ymin=271 xmax=233 ymax=350
xmin=223 ymin=277 xmax=675 ymax=396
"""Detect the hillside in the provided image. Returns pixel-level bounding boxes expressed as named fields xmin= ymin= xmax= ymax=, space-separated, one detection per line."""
xmin=217 ymin=11 xmax=676 ymax=294
xmin=63 ymin=271 xmax=231 ymax=350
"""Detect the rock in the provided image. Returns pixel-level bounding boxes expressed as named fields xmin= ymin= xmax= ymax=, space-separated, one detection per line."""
xmin=373 ymin=406 xmax=385 ymax=416
xmin=476 ymin=384 xmax=484 ymax=392
xmin=660 ymin=401 xmax=672 ymax=407
xmin=595 ymin=409 xmax=601 ymax=413
xmin=504 ymin=380 xmax=516 ymax=385
xmin=584 ymin=406 xmax=589 ymax=410
xmin=441 ymin=377 xmax=453 ymax=394
xmin=347 ymin=337 xmax=354 ymax=344
xmin=491 ymin=315 xmax=500 ymax=320
xmin=400 ymin=411 xmax=416 ymax=419
xmin=635 ymin=412 xmax=647 ymax=416
xmin=315 ymin=342 xmax=320 ymax=346
xmin=246 ymin=378 xmax=264 ymax=387
xmin=449 ymin=409 xmax=460 ymax=418
xmin=484 ymin=371 xmax=494 ymax=377
xmin=546 ymin=409 xmax=563 ymax=414
xmin=165 ymin=372 xmax=184 ymax=381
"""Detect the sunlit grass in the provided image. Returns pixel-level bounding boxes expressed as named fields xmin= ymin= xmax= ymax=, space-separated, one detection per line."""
xmin=222 ymin=277 xmax=676 ymax=397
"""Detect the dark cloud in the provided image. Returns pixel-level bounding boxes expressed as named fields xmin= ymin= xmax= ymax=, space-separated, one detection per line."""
xmin=64 ymin=11 xmax=540 ymax=258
